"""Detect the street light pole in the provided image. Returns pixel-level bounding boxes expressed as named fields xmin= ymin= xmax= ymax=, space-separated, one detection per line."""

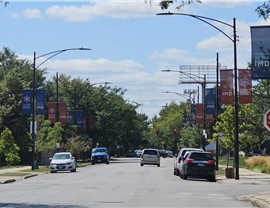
xmin=31 ymin=47 xmax=91 ymax=170
xmin=157 ymin=12 xmax=239 ymax=180
xmin=162 ymin=69 xmax=207 ymax=150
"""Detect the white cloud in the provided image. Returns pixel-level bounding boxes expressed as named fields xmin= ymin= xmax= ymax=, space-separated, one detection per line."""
xmin=201 ymin=0 xmax=253 ymax=8
xmin=45 ymin=1 xmax=175 ymax=22
xmin=23 ymin=8 xmax=42 ymax=19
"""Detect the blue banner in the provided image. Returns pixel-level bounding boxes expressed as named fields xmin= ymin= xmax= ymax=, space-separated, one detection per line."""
xmin=36 ymin=89 xmax=45 ymax=115
xmin=251 ymin=26 xmax=270 ymax=79
xmin=22 ymin=89 xmax=32 ymax=116
xmin=205 ymin=88 xmax=216 ymax=114
xmin=67 ymin=110 xmax=83 ymax=127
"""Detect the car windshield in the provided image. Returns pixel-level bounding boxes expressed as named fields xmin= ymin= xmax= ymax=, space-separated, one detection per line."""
xmin=144 ymin=150 xmax=158 ymax=155
xmin=189 ymin=153 xmax=213 ymax=160
xmin=53 ymin=154 xmax=71 ymax=159
xmin=93 ymin=148 xmax=107 ymax=153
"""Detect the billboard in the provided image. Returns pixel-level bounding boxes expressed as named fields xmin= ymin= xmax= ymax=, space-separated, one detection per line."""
xmin=251 ymin=25 xmax=270 ymax=79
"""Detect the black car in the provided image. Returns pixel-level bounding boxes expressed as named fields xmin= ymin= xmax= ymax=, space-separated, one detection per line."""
xmin=180 ymin=151 xmax=216 ymax=181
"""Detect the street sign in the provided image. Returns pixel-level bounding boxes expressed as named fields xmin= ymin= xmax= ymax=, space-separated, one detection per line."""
xmin=263 ymin=109 xmax=270 ymax=131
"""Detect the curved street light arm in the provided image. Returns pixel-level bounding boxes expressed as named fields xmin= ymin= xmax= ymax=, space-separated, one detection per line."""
xmin=157 ymin=12 xmax=234 ymax=42
xmin=35 ymin=47 xmax=91 ymax=69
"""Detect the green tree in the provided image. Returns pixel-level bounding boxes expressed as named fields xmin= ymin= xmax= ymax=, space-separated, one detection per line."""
xmin=0 ymin=128 xmax=20 ymax=165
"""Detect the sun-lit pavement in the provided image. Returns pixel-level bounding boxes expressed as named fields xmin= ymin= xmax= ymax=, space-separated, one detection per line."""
xmin=1 ymin=164 xmax=270 ymax=207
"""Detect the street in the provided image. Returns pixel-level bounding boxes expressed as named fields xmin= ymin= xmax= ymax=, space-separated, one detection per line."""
xmin=0 ymin=157 xmax=268 ymax=207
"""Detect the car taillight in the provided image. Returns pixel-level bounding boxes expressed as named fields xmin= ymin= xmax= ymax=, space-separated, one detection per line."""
xmin=185 ymin=158 xmax=194 ymax=163
xmin=208 ymin=160 xmax=215 ymax=165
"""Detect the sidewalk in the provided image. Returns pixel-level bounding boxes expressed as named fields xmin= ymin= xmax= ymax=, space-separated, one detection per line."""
xmin=216 ymin=166 xmax=270 ymax=208
xmin=0 ymin=166 xmax=40 ymax=184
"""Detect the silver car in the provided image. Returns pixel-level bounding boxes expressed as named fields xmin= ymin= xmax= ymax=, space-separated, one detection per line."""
xmin=140 ymin=148 xmax=160 ymax=167
xmin=50 ymin=152 xmax=76 ymax=173
xmin=174 ymin=148 xmax=204 ymax=176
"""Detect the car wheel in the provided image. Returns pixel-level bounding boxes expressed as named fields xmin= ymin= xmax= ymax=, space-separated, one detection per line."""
xmin=50 ymin=171 xmax=56 ymax=173
xmin=140 ymin=164 xmax=143 ymax=166
xmin=157 ymin=164 xmax=160 ymax=167
xmin=207 ymin=176 xmax=216 ymax=182
xmin=182 ymin=171 xmax=187 ymax=180
xmin=106 ymin=161 xmax=109 ymax=164
xmin=179 ymin=171 xmax=183 ymax=179
xmin=91 ymin=162 xmax=95 ymax=165
xmin=175 ymin=169 xmax=179 ymax=176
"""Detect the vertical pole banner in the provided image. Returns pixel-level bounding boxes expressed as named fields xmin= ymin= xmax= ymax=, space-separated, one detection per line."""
xmin=195 ymin=103 xmax=203 ymax=124
xmin=205 ymin=88 xmax=216 ymax=114
xmin=59 ymin=102 xmax=67 ymax=123
xmin=220 ymin=69 xmax=234 ymax=105
xmin=48 ymin=102 xmax=56 ymax=123
xmin=205 ymin=88 xmax=216 ymax=124
xmin=36 ymin=89 xmax=45 ymax=115
xmin=22 ymin=89 xmax=32 ymax=116
xmin=238 ymin=69 xmax=252 ymax=104
xmin=250 ymin=26 xmax=270 ymax=79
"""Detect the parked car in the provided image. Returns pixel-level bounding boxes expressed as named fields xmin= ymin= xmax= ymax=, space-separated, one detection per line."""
xmin=49 ymin=152 xmax=76 ymax=173
xmin=135 ymin=149 xmax=142 ymax=157
xmin=140 ymin=148 xmax=160 ymax=167
xmin=91 ymin=147 xmax=109 ymax=165
xmin=180 ymin=151 xmax=216 ymax=181
xmin=158 ymin=149 xmax=168 ymax=158
xmin=174 ymin=147 xmax=204 ymax=176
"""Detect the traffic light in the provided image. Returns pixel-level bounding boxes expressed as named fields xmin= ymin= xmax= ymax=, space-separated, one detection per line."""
xmin=173 ymin=128 xmax=177 ymax=134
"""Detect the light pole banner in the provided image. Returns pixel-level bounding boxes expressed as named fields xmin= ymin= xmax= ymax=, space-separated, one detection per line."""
xmin=195 ymin=103 xmax=203 ymax=124
xmin=205 ymin=88 xmax=216 ymax=114
xmin=251 ymin=25 xmax=270 ymax=79
xmin=220 ymin=69 xmax=234 ymax=104
xmin=238 ymin=69 xmax=252 ymax=104
xmin=59 ymin=102 xmax=67 ymax=123
xmin=48 ymin=102 xmax=56 ymax=123
xmin=36 ymin=89 xmax=45 ymax=115
xmin=22 ymin=89 xmax=32 ymax=116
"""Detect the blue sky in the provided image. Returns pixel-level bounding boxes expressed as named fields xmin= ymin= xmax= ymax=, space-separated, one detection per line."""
xmin=0 ymin=0 xmax=269 ymax=119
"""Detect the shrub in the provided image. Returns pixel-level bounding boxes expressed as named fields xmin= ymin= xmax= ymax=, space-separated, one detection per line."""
xmin=245 ymin=156 xmax=270 ymax=173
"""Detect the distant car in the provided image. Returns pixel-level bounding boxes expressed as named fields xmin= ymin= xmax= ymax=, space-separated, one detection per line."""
xmin=50 ymin=152 xmax=76 ymax=173
xmin=158 ymin=149 xmax=168 ymax=158
xmin=180 ymin=151 xmax=216 ymax=181
xmin=135 ymin=149 xmax=142 ymax=157
xmin=140 ymin=148 xmax=160 ymax=167
xmin=174 ymin=147 xmax=204 ymax=176
xmin=91 ymin=147 xmax=109 ymax=165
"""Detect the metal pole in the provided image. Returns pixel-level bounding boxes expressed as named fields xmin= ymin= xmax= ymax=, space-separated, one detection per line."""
xmin=233 ymin=18 xmax=239 ymax=180
xmin=202 ymin=74 xmax=206 ymax=151
xmin=31 ymin=52 xmax=36 ymax=171
xmin=56 ymin=72 xmax=59 ymax=122
xmin=216 ymin=52 xmax=219 ymax=171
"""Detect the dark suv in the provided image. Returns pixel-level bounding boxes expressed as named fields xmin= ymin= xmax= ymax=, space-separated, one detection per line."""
xmin=180 ymin=151 xmax=216 ymax=181
xmin=91 ymin=147 xmax=109 ymax=165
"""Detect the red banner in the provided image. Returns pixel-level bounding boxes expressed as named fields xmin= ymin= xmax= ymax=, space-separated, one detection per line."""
xmin=48 ymin=102 xmax=56 ymax=123
xmin=238 ymin=69 xmax=252 ymax=104
xmin=220 ymin=69 xmax=234 ymax=104
xmin=48 ymin=102 xmax=67 ymax=123
xmin=58 ymin=102 xmax=67 ymax=123
xmin=195 ymin=103 xmax=203 ymax=124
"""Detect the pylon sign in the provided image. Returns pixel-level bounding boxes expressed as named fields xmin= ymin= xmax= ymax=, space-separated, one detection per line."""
xmin=263 ymin=109 xmax=270 ymax=131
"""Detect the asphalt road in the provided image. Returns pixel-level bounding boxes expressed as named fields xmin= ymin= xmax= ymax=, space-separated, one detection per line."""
xmin=0 ymin=157 xmax=269 ymax=208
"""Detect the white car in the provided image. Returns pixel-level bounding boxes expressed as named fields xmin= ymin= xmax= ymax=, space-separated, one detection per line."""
xmin=173 ymin=148 xmax=204 ymax=176
xmin=140 ymin=148 xmax=160 ymax=167
xmin=50 ymin=152 xmax=76 ymax=173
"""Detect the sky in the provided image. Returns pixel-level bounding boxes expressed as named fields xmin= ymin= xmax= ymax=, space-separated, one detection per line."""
xmin=0 ymin=0 xmax=269 ymax=120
